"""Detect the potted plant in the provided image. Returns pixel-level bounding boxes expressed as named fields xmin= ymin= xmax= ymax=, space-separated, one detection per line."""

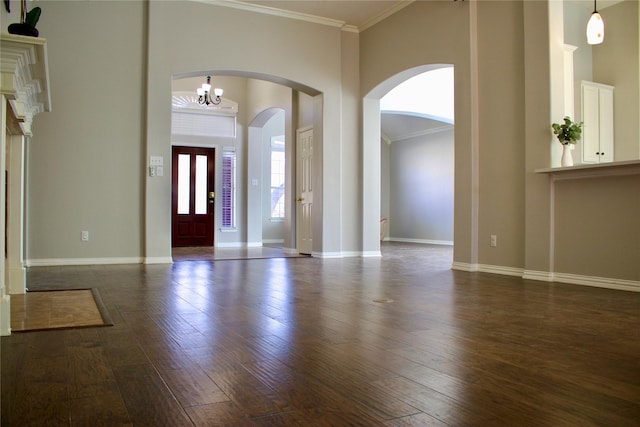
xmin=552 ymin=116 xmax=583 ymax=166
xmin=7 ymin=0 xmax=41 ymax=37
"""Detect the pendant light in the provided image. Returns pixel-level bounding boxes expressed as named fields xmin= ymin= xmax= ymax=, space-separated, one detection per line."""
xmin=586 ymin=0 xmax=604 ymax=45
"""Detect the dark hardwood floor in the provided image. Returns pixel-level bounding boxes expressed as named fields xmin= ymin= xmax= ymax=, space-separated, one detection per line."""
xmin=2 ymin=243 xmax=639 ymax=426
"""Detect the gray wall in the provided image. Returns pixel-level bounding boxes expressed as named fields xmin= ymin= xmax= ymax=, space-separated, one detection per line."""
xmin=15 ymin=0 xmax=640 ymax=285
xmin=386 ymin=129 xmax=454 ymax=243
xmin=28 ymin=1 xmax=146 ymax=262
xmin=261 ymin=111 xmax=285 ymax=243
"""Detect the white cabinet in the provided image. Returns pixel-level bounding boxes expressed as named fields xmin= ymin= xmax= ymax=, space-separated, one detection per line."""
xmin=581 ymin=81 xmax=614 ymax=164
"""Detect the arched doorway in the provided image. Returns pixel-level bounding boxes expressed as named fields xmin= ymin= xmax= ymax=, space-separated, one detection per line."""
xmin=363 ymin=64 xmax=460 ymax=263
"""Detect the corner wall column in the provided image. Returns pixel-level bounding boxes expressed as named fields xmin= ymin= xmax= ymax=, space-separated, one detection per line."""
xmin=6 ymin=134 xmax=27 ymax=294
xmin=0 ymin=96 xmax=11 ymax=335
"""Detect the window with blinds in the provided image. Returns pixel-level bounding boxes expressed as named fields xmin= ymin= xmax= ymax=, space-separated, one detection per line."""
xmin=221 ymin=147 xmax=236 ymax=229
xmin=270 ymin=138 xmax=285 ymax=219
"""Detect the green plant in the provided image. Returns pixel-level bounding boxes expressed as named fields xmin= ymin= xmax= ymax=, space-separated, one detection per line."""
xmin=551 ymin=116 xmax=583 ymax=145
xmin=25 ymin=6 xmax=41 ymax=28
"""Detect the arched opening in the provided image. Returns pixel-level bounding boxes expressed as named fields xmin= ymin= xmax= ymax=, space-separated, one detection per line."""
xmin=168 ymin=73 xmax=319 ymax=260
xmin=247 ymin=108 xmax=287 ymax=248
xmin=380 ymin=67 xmax=454 ymax=260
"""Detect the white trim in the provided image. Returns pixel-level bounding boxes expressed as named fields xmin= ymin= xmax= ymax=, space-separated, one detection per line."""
xmin=26 ymin=257 xmax=146 ymax=267
xmin=362 ymin=251 xmax=382 ymax=258
xmin=194 ymin=0 xmax=413 ymax=33
xmin=198 ymin=0 xmax=345 ymax=28
xmin=535 ymin=159 xmax=640 ymax=178
xmin=216 ymin=242 xmax=246 ymax=248
xmin=451 ymin=262 xmax=478 ymax=272
xmin=341 ymin=251 xmax=363 ymax=258
xmin=453 ymin=264 xmax=640 ymax=293
xmin=311 ymin=251 xmax=343 ymax=259
xmin=452 ymin=262 xmax=524 ymax=277
xmin=144 ymin=257 xmax=174 ymax=265
xmin=536 ymin=272 xmax=640 ymax=293
xmin=522 ymin=269 xmax=555 ymax=282
xmin=262 ymin=239 xmax=285 ymax=245
xmin=476 ymin=264 xmax=524 ymax=277
xmin=388 ymin=125 xmax=454 ymax=143
xmin=388 ymin=237 xmax=453 ymax=246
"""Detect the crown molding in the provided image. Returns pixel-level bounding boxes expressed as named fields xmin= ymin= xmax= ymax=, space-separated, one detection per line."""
xmin=359 ymin=1 xmax=415 ymax=32
xmin=389 ymin=123 xmax=453 ymax=143
xmin=193 ymin=0 xmax=414 ymax=33
xmin=196 ymin=0 xmax=346 ymax=29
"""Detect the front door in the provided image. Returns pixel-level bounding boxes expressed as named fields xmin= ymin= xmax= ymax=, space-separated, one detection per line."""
xmin=296 ymin=127 xmax=313 ymax=254
xmin=172 ymin=146 xmax=215 ymax=247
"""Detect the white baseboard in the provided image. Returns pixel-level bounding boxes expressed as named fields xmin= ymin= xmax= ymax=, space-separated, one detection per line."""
xmin=143 ymin=257 xmax=173 ymax=265
xmin=311 ymin=251 xmax=343 ymax=259
xmin=361 ymin=251 xmax=382 ymax=257
xmin=387 ymin=237 xmax=453 ymax=246
xmin=549 ymin=272 xmax=640 ymax=292
xmin=453 ymin=263 xmax=640 ymax=292
xmin=451 ymin=262 xmax=523 ymax=276
xmin=27 ymin=257 xmax=145 ymax=267
xmin=262 ymin=239 xmax=285 ymax=245
xmin=216 ymin=242 xmax=247 ymax=248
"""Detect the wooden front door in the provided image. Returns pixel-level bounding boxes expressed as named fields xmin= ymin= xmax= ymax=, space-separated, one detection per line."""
xmin=172 ymin=147 xmax=215 ymax=247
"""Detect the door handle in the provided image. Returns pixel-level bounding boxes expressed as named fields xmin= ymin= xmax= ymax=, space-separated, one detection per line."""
xmin=209 ymin=191 xmax=215 ymax=204
xmin=297 ymin=197 xmax=304 ymax=202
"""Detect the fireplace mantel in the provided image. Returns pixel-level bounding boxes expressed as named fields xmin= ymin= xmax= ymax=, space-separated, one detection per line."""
xmin=0 ymin=33 xmax=51 ymax=135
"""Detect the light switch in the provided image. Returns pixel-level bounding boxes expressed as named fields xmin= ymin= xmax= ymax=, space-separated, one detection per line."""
xmin=156 ymin=166 xmax=164 ymax=177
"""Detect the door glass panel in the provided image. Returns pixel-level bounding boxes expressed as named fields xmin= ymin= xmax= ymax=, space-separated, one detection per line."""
xmin=195 ymin=155 xmax=208 ymax=215
xmin=177 ymin=154 xmax=190 ymax=214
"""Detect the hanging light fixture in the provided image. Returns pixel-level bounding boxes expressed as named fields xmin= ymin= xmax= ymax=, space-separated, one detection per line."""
xmin=586 ymin=0 xmax=604 ymax=45
xmin=197 ymin=76 xmax=224 ymax=105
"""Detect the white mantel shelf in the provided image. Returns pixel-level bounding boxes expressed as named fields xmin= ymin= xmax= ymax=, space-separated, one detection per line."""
xmin=535 ymin=160 xmax=640 ymax=181
xmin=0 ymin=33 xmax=51 ymax=136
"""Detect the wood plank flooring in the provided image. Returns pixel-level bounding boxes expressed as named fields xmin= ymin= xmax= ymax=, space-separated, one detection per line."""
xmin=2 ymin=243 xmax=639 ymax=426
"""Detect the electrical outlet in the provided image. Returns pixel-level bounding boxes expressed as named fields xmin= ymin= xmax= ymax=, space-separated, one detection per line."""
xmin=490 ymin=234 xmax=497 ymax=247
xmin=81 ymin=231 xmax=89 ymax=241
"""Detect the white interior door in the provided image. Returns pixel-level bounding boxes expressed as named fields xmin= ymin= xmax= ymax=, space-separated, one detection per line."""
xmin=296 ymin=127 xmax=313 ymax=254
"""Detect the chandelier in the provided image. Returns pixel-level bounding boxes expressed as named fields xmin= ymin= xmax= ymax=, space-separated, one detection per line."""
xmin=197 ymin=76 xmax=224 ymax=105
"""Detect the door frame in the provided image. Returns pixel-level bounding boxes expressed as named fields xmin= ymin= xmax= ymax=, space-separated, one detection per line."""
xmin=296 ymin=126 xmax=313 ymax=254
xmin=171 ymin=145 xmax=216 ymax=247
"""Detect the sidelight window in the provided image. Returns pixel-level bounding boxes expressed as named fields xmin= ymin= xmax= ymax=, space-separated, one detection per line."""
xmin=221 ymin=147 xmax=236 ymax=228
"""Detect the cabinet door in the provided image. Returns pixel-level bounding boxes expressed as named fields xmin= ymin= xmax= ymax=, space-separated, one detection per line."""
xmin=582 ymin=84 xmax=601 ymax=164
xmin=598 ymin=88 xmax=614 ymax=163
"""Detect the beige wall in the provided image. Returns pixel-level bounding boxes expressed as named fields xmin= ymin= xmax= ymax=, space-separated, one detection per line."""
xmin=145 ymin=1 xmax=348 ymax=260
xmin=360 ymin=0 xmax=473 ymax=263
xmin=29 ymin=0 xmax=146 ymax=262
xmin=555 ymin=175 xmax=640 ymax=281
xmin=477 ymin=0 xmax=526 ymax=269
xmin=18 ymin=0 xmax=640 ymax=286
xmin=27 ymin=0 xmax=356 ymax=262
